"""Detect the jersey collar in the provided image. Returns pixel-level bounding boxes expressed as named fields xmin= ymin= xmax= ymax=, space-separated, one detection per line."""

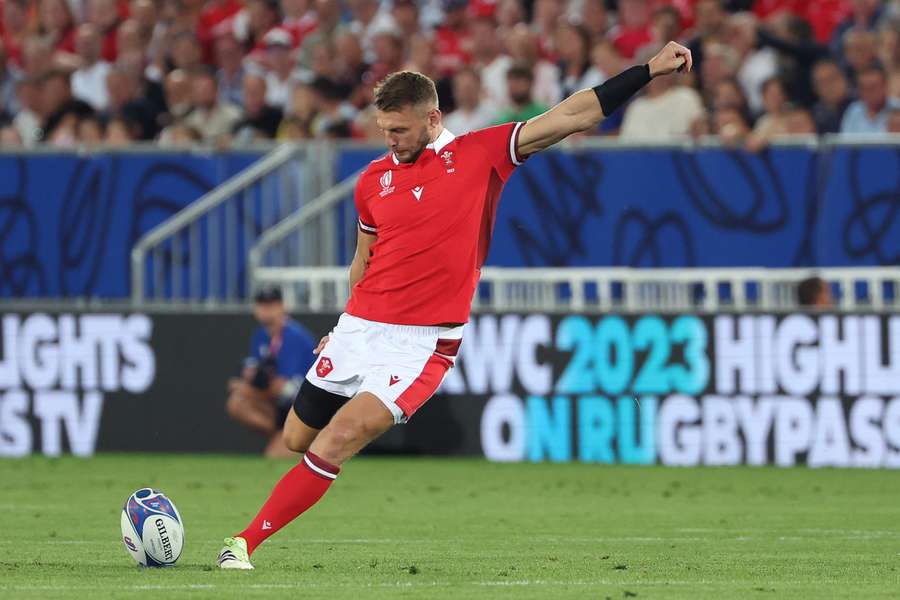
xmin=391 ymin=128 xmax=457 ymax=165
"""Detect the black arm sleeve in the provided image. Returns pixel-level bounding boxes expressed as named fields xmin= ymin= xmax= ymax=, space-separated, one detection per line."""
xmin=592 ymin=64 xmax=652 ymax=117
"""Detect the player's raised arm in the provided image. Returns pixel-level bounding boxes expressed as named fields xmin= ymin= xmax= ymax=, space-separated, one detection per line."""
xmin=516 ymin=41 xmax=692 ymax=157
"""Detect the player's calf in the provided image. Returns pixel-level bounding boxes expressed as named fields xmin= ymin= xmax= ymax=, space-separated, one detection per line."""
xmin=308 ymin=392 xmax=394 ymax=465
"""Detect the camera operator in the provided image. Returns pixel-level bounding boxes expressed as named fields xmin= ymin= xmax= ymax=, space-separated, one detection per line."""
xmin=226 ymin=286 xmax=316 ymax=457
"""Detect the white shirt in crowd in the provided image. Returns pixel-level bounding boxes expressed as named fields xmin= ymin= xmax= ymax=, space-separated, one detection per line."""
xmin=620 ymin=85 xmax=705 ymax=140
xmin=72 ymin=61 xmax=111 ymax=111
xmin=443 ymin=101 xmax=498 ymax=135
xmin=479 ymin=55 xmax=513 ymax=109
xmin=738 ymin=48 xmax=778 ymax=114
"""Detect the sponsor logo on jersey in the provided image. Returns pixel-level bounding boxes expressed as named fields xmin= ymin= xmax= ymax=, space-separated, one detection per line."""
xmin=379 ymin=170 xmax=395 ymax=196
xmin=316 ymin=357 xmax=334 ymax=378
xmin=412 ymin=186 xmax=424 ymax=201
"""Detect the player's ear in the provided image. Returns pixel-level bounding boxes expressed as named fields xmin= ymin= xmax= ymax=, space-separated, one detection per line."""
xmin=429 ymin=107 xmax=442 ymax=128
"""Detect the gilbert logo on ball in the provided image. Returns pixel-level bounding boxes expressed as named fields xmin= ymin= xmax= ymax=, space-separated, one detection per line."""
xmin=120 ymin=488 xmax=185 ymax=567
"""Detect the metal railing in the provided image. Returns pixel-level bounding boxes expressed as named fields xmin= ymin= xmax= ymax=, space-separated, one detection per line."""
xmin=246 ymin=170 xmax=362 ymax=298
xmin=251 ymin=265 xmax=900 ymax=313
xmin=131 ymin=143 xmax=333 ymax=304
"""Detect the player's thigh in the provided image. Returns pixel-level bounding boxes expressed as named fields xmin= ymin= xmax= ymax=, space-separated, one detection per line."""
xmin=308 ymin=391 xmax=395 ymax=465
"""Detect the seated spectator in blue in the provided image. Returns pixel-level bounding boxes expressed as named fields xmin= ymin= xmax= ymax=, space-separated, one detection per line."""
xmin=840 ymin=64 xmax=900 ymax=134
xmin=226 ymin=285 xmax=316 ymax=457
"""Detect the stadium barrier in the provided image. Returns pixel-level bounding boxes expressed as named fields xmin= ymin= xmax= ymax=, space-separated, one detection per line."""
xmin=2 ymin=309 xmax=898 ymax=468
xmin=3 ymin=139 xmax=899 ymax=303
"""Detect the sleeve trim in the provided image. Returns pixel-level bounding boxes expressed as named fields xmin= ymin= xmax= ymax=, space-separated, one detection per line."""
xmin=508 ymin=121 xmax=525 ymax=166
xmin=358 ymin=219 xmax=377 ymax=234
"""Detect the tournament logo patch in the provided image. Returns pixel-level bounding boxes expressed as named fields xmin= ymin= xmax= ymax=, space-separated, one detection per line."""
xmin=379 ymin=170 xmax=395 ymax=196
xmin=316 ymin=357 xmax=334 ymax=378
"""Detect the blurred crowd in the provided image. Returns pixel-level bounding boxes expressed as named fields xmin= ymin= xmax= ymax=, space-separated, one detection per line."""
xmin=1 ymin=0 xmax=899 ymax=148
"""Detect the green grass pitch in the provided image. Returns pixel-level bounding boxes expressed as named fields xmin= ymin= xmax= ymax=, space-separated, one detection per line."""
xmin=1 ymin=455 xmax=898 ymax=599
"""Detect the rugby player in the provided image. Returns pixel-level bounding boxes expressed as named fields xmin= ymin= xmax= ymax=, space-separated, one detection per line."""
xmin=218 ymin=40 xmax=691 ymax=569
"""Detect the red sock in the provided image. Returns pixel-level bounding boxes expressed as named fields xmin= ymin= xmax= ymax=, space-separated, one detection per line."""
xmin=237 ymin=451 xmax=339 ymax=555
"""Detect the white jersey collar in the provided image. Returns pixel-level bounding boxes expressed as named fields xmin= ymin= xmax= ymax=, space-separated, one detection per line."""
xmin=391 ymin=128 xmax=457 ymax=165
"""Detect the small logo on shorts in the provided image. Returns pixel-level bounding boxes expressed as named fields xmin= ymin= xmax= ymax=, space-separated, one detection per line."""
xmin=389 ymin=375 xmax=400 ymax=386
xmin=262 ymin=520 xmax=272 ymax=530
xmin=316 ymin=357 xmax=334 ymax=378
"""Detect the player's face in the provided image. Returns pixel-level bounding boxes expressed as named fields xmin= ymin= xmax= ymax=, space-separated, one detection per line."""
xmin=376 ymin=105 xmax=439 ymax=164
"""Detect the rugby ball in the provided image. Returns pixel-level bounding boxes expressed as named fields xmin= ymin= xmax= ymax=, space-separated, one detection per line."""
xmin=120 ymin=488 xmax=184 ymax=567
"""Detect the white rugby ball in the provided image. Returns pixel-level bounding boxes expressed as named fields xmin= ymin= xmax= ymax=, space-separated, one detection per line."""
xmin=120 ymin=488 xmax=184 ymax=567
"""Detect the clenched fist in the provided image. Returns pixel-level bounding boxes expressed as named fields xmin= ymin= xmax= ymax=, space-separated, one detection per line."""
xmin=648 ymin=41 xmax=693 ymax=78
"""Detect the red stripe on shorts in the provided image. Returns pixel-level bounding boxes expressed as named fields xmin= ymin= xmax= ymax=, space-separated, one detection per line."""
xmin=395 ymin=354 xmax=451 ymax=419
xmin=435 ymin=338 xmax=461 ymax=357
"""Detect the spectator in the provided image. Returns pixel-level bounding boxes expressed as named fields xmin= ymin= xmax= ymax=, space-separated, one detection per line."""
xmin=831 ymin=0 xmax=884 ymax=56
xmin=443 ymin=67 xmax=496 ymax=135
xmin=700 ymin=42 xmax=740 ymax=106
xmin=2 ymin=0 xmax=29 ymax=68
xmin=260 ymin=28 xmax=301 ymax=110
xmin=757 ymin=14 xmax=829 ymax=107
xmin=333 ymin=30 xmax=368 ymax=100
xmin=877 ymin=18 xmax=900 ymax=73
xmin=841 ymin=64 xmax=900 ymax=134
xmin=843 ymin=28 xmax=879 ymax=84
xmin=505 ymin=23 xmax=561 ymax=107
xmin=469 ymin=16 xmax=512 ymax=110
xmin=307 ymin=75 xmax=356 ymax=138
xmin=686 ymin=0 xmax=729 ymax=84
xmin=493 ymin=62 xmax=549 ymax=124
xmin=402 ymin=34 xmax=453 ymax=112
xmin=245 ymin=0 xmax=282 ymax=53
xmin=580 ymin=0 xmax=610 ymax=41
xmin=72 ymin=24 xmax=111 ymax=111
xmin=77 ymin=113 xmax=104 ymax=144
xmin=158 ymin=118 xmax=204 ymax=146
xmin=347 ymin=0 xmax=396 ymax=64
xmin=366 ymin=28 xmax=405 ymax=88
xmin=728 ymin=12 xmax=777 ymax=114
xmin=86 ymin=0 xmax=121 ymax=62
xmin=170 ymin=30 xmax=204 ymax=72
xmin=12 ymin=77 xmax=41 ymax=145
xmin=104 ymin=114 xmax=134 ymax=145
xmin=556 ymin=21 xmax=603 ymax=98
xmin=22 ymin=35 xmax=54 ymax=80
xmin=620 ymin=46 xmax=704 ymax=140
xmin=225 ymin=286 xmax=316 ymax=458
xmin=37 ymin=70 xmax=94 ymax=143
xmin=105 ymin=64 xmax=158 ymax=139
xmin=163 ymin=68 xmax=193 ymax=123
xmin=117 ymin=19 xmax=149 ymax=58
xmin=887 ymin=108 xmax=900 ymax=133
xmin=214 ymin=33 xmax=246 ymax=107
xmin=811 ymin=59 xmax=853 ymax=134
xmin=39 ymin=0 xmax=77 ymax=55
xmin=713 ymin=106 xmax=752 ymax=145
xmin=750 ymin=76 xmax=790 ymax=142
xmin=391 ymin=0 xmax=420 ymax=40
xmin=277 ymin=83 xmax=317 ymax=140
xmin=532 ymin=0 xmax=564 ymax=60
xmin=299 ymin=0 xmax=341 ymax=68
xmin=610 ymin=0 xmax=653 ymax=59
xmin=433 ymin=0 xmax=470 ymax=76
xmin=797 ymin=276 xmax=833 ymax=308
xmin=0 ymin=41 xmax=20 ymax=118
xmin=232 ymin=73 xmax=283 ymax=142
xmin=711 ymin=78 xmax=753 ymax=126
xmin=184 ymin=67 xmax=241 ymax=144
xmin=281 ymin=0 xmax=318 ymax=47
xmin=0 ymin=123 xmax=23 ymax=145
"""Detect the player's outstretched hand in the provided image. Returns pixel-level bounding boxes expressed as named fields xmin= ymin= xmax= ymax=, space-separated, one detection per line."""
xmin=313 ymin=336 xmax=329 ymax=355
xmin=648 ymin=41 xmax=692 ymax=78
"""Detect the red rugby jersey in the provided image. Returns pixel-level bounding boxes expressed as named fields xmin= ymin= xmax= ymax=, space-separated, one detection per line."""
xmin=345 ymin=122 xmax=526 ymax=325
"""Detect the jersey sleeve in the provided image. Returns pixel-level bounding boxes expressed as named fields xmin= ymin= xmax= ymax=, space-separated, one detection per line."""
xmin=467 ymin=122 xmax=527 ymax=181
xmin=354 ymin=174 xmax=377 ymax=235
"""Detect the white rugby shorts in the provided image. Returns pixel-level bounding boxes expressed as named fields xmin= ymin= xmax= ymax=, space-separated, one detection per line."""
xmin=305 ymin=313 xmax=463 ymax=424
